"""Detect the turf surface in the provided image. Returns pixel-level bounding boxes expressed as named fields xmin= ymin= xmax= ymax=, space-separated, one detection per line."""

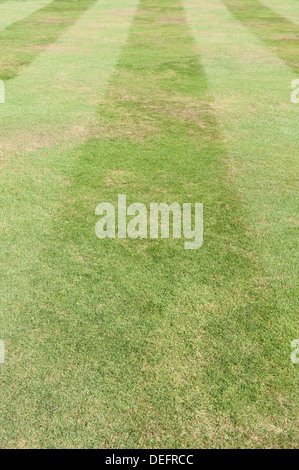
xmin=0 ymin=0 xmax=298 ymax=448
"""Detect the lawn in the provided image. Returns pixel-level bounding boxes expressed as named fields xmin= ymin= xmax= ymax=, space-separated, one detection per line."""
xmin=0 ymin=0 xmax=298 ymax=448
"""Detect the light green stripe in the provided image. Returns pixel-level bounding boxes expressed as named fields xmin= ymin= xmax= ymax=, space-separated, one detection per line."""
xmin=221 ymin=0 xmax=299 ymax=74
xmin=0 ymin=1 xmax=52 ymax=31
xmin=261 ymin=0 xmax=299 ymax=25
xmin=184 ymin=0 xmax=298 ymax=322
xmin=0 ymin=0 xmax=138 ymax=156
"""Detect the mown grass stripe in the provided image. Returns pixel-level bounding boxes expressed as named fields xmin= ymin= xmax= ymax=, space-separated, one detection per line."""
xmin=221 ymin=0 xmax=299 ymax=74
xmin=0 ymin=0 xmax=97 ymax=81
xmin=0 ymin=0 xmax=139 ymax=447
xmin=0 ymin=0 xmax=138 ymax=156
xmin=0 ymin=1 xmax=53 ymax=32
xmin=261 ymin=0 xmax=299 ymax=26
xmin=184 ymin=0 xmax=298 ymax=445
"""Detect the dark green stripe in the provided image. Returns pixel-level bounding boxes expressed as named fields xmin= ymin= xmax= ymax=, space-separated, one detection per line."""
xmin=222 ymin=0 xmax=299 ymax=74
xmin=0 ymin=0 xmax=97 ymax=81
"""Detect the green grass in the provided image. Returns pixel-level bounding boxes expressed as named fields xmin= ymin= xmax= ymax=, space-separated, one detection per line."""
xmin=0 ymin=0 xmax=97 ymax=80
xmin=0 ymin=1 xmax=53 ymax=33
xmin=261 ymin=0 xmax=299 ymax=25
xmin=0 ymin=0 xmax=298 ymax=448
xmin=222 ymin=0 xmax=299 ymax=72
